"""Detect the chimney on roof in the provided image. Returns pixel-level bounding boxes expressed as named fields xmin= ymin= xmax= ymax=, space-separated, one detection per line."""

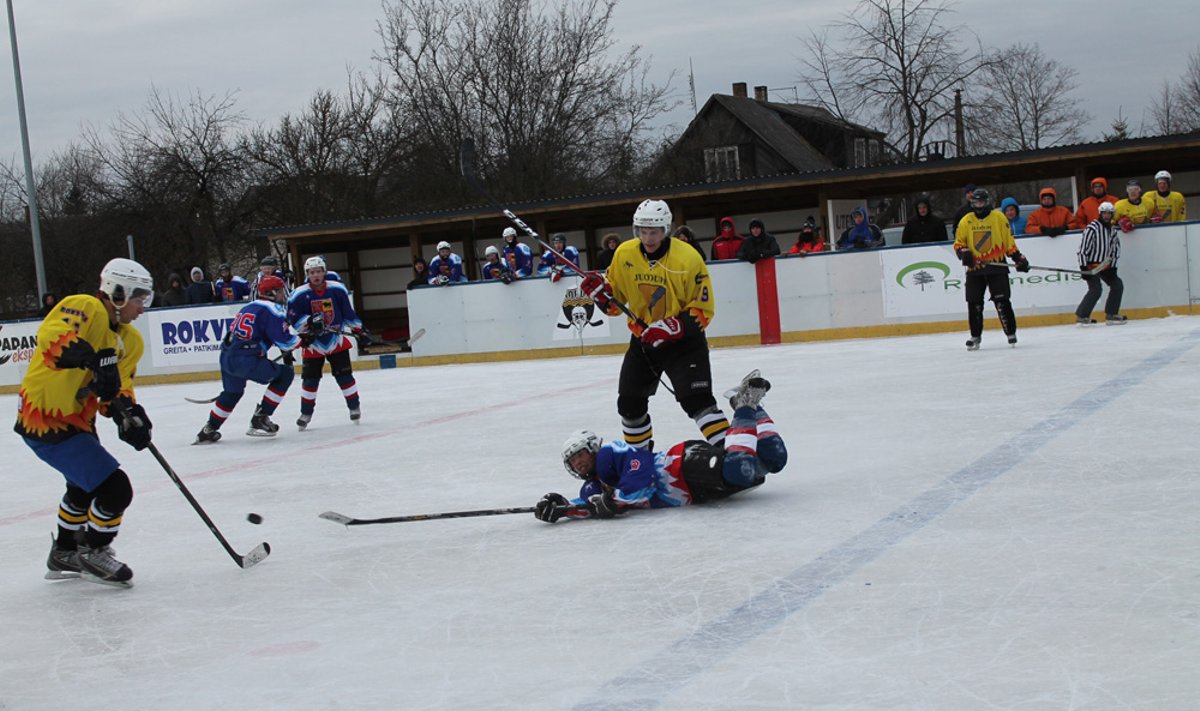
xmin=754 ymin=85 xmax=768 ymax=101
xmin=732 ymin=82 xmax=747 ymax=98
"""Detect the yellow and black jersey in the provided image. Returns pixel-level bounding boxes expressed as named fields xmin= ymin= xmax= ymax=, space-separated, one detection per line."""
xmin=14 ymin=294 xmax=144 ymax=442
xmin=603 ymin=237 xmax=715 ymax=335
xmin=1145 ymin=190 xmax=1187 ymax=223
xmin=1114 ymin=198 xmax=1151 ymax=225
xmin=954 ymin=210 xmax=1017 ymax=270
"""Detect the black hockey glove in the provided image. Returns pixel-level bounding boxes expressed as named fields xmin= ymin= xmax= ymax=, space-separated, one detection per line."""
xmin=281 ymin=349 xmax=296 ymax=366
xmin=112 ymin=399 xmax=152 ymax=451
xmin=500 ymin=271 xmax=514 ymax=285
xmin=88 ymin=348 xmax=121 ymax=401
xmin=307 ymin=314 xmax=326 ymax=336
xmin=1042 ymin=225 xmax=1066 ymax=237
xmin=1012 ymin=251 xmax=1031 ymax=273
xmin=956 ymin=247 xmax=975 ymax=268
xmin=534 ymin=492 xmax=570 ymax=523
xmin=586 ymin=491 xmax=621 ymax=519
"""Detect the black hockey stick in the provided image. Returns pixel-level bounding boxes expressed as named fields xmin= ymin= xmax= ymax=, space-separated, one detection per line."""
xmin=319 ymin=505 xmax=582 ymax=526
xmin=142 ymin=440 xmax=271 ymax=568
xmin=458 ymin=138 xmax=648 ymax=330
xmin=991 ymin=259 xmax=1110 ymax=276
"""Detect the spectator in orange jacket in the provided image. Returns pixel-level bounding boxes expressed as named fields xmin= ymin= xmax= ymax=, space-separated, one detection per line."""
xmin=1025 ymin=187 xmax=1080 ymax=237
xmin=1075 ymin=177 xmax=1120 ymax=226
xmin=711 ymin=217 xmax=744 ymax=261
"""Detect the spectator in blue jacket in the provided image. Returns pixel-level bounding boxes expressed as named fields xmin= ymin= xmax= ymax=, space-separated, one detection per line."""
xmin=1001 ymin=197 xmax=1028 ymax=237
xmin=428 ymin=241 xmax=469 ymax=285
xmin=836 ymin=207 xmax=884 ymax=250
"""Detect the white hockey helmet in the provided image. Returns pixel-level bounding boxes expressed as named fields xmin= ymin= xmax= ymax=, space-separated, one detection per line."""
xmin=1099 ymin=201 xmax=1116 ymax=215
xmin=304 ymin=256 xmax=326 ymax=271
xmin=485 ymin=245 xmax=499 ymax=257
xmin=99 ymin=257 xmax=155 ymax=307
xmin=502 ymin=227 xmax=517 ymax=240
xmin=437 ymin=240 xmax=452 ymax=252
xmin=1154 ymin=170 xmax=1172 ymax=184
xmin=561 ymin=429 xmax=602 ymax=479
xmin=632 ymin=199 xmax=672 ymax=235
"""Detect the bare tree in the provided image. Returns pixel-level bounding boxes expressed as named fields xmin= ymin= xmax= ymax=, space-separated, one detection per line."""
xmin=798 ymin=0 xmax=990 ymax=162
xmin=376 ymin=0 xmax=672 ymax=201
xmin=969 ymin=43 xmax=1091 ymax=152
xmin=1146 ymin=49 xmax=1200 ymax=134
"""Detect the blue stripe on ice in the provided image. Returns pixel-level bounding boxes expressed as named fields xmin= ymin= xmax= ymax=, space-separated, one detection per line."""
xmin=575 ymin=328 xmax=1200 ymax=711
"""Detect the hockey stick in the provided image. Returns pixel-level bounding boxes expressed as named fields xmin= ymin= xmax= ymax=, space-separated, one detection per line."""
xmin=141 ymin=439 xmax=271 ymax=568
xmin=992 ymin=259 xmax=1110 ymax=276
xmin=458 ymin=138 xmax=648 ymax=330
xmin=320 ymin=506 xmax=570 ymax=526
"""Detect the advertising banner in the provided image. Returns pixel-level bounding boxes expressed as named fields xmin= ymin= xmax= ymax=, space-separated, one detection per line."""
xmin=881 ymin=238 xmax=1087 ymax=318
xmin=145 ymin=303 xmax=244 ymax=368
xmin=0 ymin=320 xmax=42 ymax=386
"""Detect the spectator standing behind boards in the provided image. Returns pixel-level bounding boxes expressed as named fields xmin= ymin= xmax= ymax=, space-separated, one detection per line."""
xmin=788 ymin=217 xmax=824 ymax=255
xmin=1024 ymin=187 xmax=1079 ymax=237
xmin=159 ymin=273 xmax=187 ymax=307
xmin=1114 ymin=180 xmax=1151 ymax=233
xmin=836 ymin=207 xmax=884 ymax=250
xmin=952 ymin=184 xmax=978 ymax=230
xmin=672 ymin=226 xmax=708 ymax=261
xmin=1074 ymin=202 xmax=1126 ymax=325
xmin=595 ymin=233 xmax=622 ymax=271
xmin=902 ymin=195 xmax=948 ymax=244
xmin=537 ymin=233 xmax=580 ymax=282
xmin=501 ymin=227 xmax=534 ymax=277
xmin=39 ymin=292 xmax=57 ymax=317
xmin=214 ymin=263 xmax=251 ymax=302
xmin=428 ymin=241 xmax=468 ymax=285
xmin=185 ymin=267 xmax=215 ymax=304
xmin=1000 ymin=197 xmax=1028 ymax=236
xmin=250 ymin=256 xmax=289 ymax=296
xmin=1075 ymin=177 xmax=1120 ymax=226
xmin=710 ymin=217 xmax=744 ymax=260
xmin=482 ymin=245 xmax=516 ymax=284
xmin=407 ymin=257 xmax=429 ymax=289
xmin=736 ymin=219 xmax=781 ymax=263
xmin=1145 ymin=170 xmax=1187 ymax=223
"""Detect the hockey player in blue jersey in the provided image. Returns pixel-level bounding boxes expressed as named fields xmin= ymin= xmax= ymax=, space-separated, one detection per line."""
xmin=194 ymin=276 xmax=302 ymax=443
xmin=534 ymin=371 xmax=786 ymax=522
xmin=428 ymin=241 xmax=468 ymax=285
xmin=481 ymin=245 xmax=515 ymax=283
xmin=288 ymin=256 xmax=364 ymax=429
xmin=249 ymin=255 xmax=289 ymax=297
xmin=502 ymin=227 xmax=534 ymax=278
xmin=214 ymin=263 xmax=251 ymax=302
xmin=536 ymin=233 xmax=580 ymax=282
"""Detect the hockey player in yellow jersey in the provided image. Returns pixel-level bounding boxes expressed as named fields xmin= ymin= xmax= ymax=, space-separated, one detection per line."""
xmin=954 ymin=189 xmax=1031 ymax=351
xmin=16 ymin=258 xmax=154 ymax=587
xmin=580 ymin=199 xmax=729 ymax=450
xmin=1145 ymin=170 xmax=1187 ymax=223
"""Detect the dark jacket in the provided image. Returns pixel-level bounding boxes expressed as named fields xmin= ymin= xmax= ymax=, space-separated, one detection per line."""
xmin=407 ymin=259 xmax=429 ymax=290
xmin=901 ymin=203 xmax=948 ymax=244
xmin=185 ymin=277 xmax=216 ymax=304
xmin=159 ymin=274 xmax=188 ymax=307
xmin=736 ymin=220 xmax=781 ymax=263
xmin=595 ymin=234 xmax=622 ymax=271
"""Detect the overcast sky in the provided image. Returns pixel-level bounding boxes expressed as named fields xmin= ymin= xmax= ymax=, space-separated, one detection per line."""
xmin=1 ymin=0 xmax=1195 ymax=167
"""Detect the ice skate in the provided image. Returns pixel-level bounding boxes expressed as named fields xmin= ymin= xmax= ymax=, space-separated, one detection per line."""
xmin=1076 ymin=317 xmax=1096 ymax=325
xmin=723 ymin=370 xmax=771 ymax=410
xmin=297 ymin=413 xmax=312 ymax=431
xmin=965 ymin=336 xmax=981 ymax=351
xmin=349 ymin=406 xmax=361 ymax=423
xmin=78 ymin=545 xmax=133 ymax=588
xmin=1106 ymin=314 xmax=1128 ymax=325
xmin=193 ymin=425 xmax=222 ymax=445
xmin=247 ymin=407 xmax=280 ymax=437
xmin=45 ymin=538 xmax=81 ymax=580
xmin=1007 ymin=333 xmax=1018 ymax=347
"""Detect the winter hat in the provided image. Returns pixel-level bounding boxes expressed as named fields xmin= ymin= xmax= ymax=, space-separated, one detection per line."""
xmin=749 ymin=219 xmax=765 ymax=231
xmin=190 ymin=266 xmax=203 ymax=278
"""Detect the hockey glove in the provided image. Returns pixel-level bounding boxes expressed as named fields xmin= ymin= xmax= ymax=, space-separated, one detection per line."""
xmin=500 ymin=272 xmax=514 ymax=285
xmin=436 ymin=274 xmax=450 ymax=286
xmin=956 ymin=247 xmax=975 ymax=268
xmin=113 ymin=399 xmax=152 ymax=451
xmin=307 ymin=314 xmax=326 ymax=336
xmin=549 ymin=267 xmax=563 ymax=283
xmin=1150 ymin=213 xmax=1165 ymax=223
xmin=88 ymin=348 xmax=121 ymax=401
xmin=640 ymin=317 xmax=685 ymax=348
xmin=282 ymin=349 xmax=296 ymax=366
xmin=534 ymin=492 xmax=570 ymax=523
xmin=580 ymin=273 xmax=614 ymax=310
xmin=1042 ymin=225 xmax=1066 ymax=237
xmin=1012 ymin=251 xmax=1031 ymax=273
xmin=1118 ymin=216 xmax=1135 ymax=233
xmin=586 ymin=491 xmax=621 ymax=519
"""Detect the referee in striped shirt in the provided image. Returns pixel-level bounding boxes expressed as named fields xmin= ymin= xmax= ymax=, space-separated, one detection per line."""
xmin=1074 ymin=201 xmax=1127 ymax=325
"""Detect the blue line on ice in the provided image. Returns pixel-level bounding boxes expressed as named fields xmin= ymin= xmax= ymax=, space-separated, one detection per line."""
xmin=575 ymin=328 xmax=1200 ymax=711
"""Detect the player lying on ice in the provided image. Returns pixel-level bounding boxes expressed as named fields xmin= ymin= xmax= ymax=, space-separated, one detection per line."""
xmin=534 ymin=371 xmax=787 ymax=522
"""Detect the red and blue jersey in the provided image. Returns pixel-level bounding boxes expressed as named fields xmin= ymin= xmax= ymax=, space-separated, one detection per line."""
xmin=537 ymin=245 xmax=580 ymax=276
xmin=229 ymin=299 xmax=300 ymax=355
xmin=571 ymin=440 xmax=692 ymax=510
xmin=215 ymin=275 xmax=251 ymax=302
xmin=503 ymin=242 xmax=534 ymax=277
xmin=287 ymin=281 xmax=361 ymax=356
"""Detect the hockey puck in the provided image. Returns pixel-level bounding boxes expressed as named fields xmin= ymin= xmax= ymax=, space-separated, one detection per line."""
xmin=246 ymin=513 xmax=264 ymax=525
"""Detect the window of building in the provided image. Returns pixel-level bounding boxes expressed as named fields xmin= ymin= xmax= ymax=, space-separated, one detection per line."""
xmin=704 ymin=146 xmax=741 ymax=182
xmin=853 ymin=138 xmax=866 ymax=168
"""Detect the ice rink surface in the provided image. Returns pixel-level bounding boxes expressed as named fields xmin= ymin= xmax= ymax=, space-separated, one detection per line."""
xmin=2 ymin=316 xmax=1199 ymax=710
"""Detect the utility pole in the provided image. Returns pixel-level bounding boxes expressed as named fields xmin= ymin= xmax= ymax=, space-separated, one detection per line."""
xmin=6 ymin=0 xmax=47 ymax=299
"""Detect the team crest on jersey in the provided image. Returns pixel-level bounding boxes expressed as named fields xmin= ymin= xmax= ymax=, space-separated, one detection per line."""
xmin=553 ymin=287 xmax=610 ymax=340
xmin=310 ymin=299 xmax=335 ymax=326
xmin=628 ymin=459 xmax=641 ymax=471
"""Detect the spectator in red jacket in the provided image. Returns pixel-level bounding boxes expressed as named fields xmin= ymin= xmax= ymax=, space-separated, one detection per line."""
xmin=1074 ymin=177 xmax=1120 ymax=226
xmin=789 ymin=217 xmax=825 ymax=256
xmin=1025 ymin=187 xmax=1080 ymax=237
xmin=710 ymin=217 xmax=744 ymax=261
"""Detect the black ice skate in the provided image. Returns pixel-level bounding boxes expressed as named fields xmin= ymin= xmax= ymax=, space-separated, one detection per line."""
xmin=1106 ymin=314 xmax=1128 ymax=325
xmin=349 ymin=406 xmax=361 ymax=423
xmin=45 ymin=538 xmax=81 ymax=580
xmin=1007 ymin=333 xmax=1018 ymax=346
xmin=966 ymin=336 xmax=981 ymax=351
xmin=193 ymin=425 xmax=222 ymax=445
xmin=1076 ymin=317 xmax=1096 ymax=326
xmin=723 ymin=369 xmax=771 ymax=410
xmin=297 ymin=413 xmax=312 ymax=431
xmin=247 ymin=407 xmax=280 ymax=437
xmin=78 ymin=545 xmax=133 ymax=588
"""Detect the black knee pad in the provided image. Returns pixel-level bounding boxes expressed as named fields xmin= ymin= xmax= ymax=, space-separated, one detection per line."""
xmin=65 ymin=483 xmax=93 ymax=510
xmin=301 ymin=357 xmax=325 ymax=380
xmin=93 ymin=469 xmax=133 ymax=514
xmin=680 ymin=393 xmax=718 ymax=419
xmin=329 ymin=350 xmax=354 ymax=378
xmin=617 ymin=394 xmax=648 ymax=420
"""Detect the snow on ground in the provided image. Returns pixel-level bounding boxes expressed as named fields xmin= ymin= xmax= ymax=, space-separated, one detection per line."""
xmin=2 ymin=316 xmax=1199 ymax=710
